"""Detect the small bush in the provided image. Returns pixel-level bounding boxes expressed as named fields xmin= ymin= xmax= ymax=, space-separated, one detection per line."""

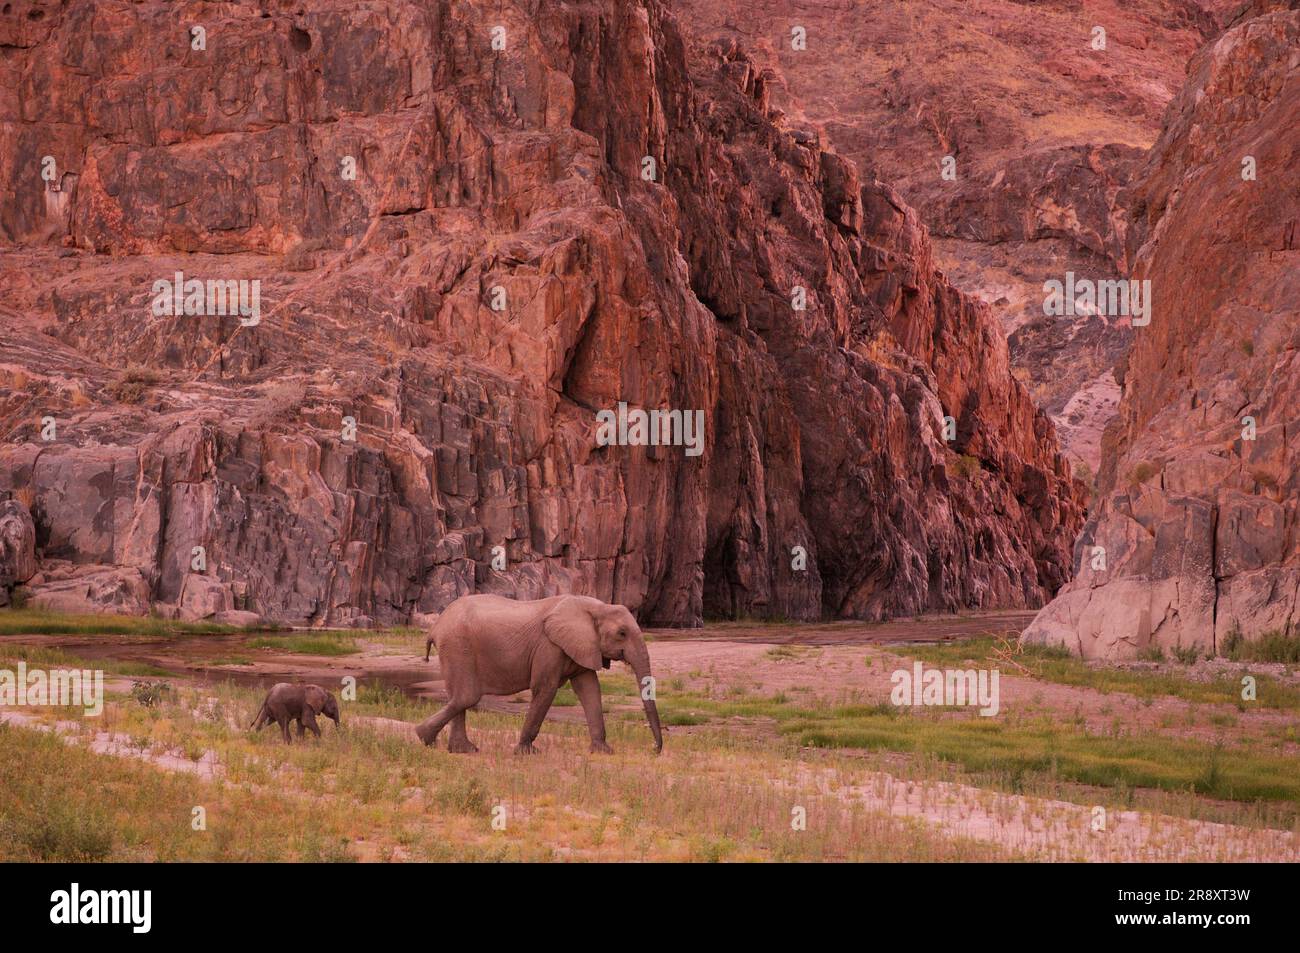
xmin=1222 ymin=628 xmax=1300 ymax=664
xmin=129 ymin=680 xmax=173 ymax=708
xmin=0 ymin=798 xmax=114 ymax=862
xmin=953 ymin=454 xmax=982 ymax=480
xmin=432 ymin=776 xmax=488 ymax=816
xmin=107 ymin=365 xmax=166 ymax=404
xmin=1129 ymin=460 xmax=1159 ymax=485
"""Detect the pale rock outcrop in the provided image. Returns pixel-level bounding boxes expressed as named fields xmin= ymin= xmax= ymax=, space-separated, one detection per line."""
xmin=1024 ymin=3 xmax=1300 ymax=657
xmin=0 ymin=499 xmax=38 ymax=605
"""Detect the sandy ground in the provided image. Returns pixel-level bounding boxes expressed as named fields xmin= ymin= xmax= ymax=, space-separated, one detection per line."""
xmin=3 ymin=612 xmax=1298 ymax=861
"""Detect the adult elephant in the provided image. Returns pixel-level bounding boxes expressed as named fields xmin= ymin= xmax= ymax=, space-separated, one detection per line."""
xmin=416 ymin=594 xmax=663 ymax=755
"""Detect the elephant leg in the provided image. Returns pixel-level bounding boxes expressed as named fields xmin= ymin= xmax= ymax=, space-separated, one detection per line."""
xmin=570 ymin=670 xmax=612 ymax=754
xmin=415 ymin=698 xmax=475 ymax=748
xmin=515 ymin=677 xmax=561 ymax=754
xmin=301 ymin=708 xmax=321 ymax=739
xmin=447 ymin=711 xmax=478 ymax=754
xmin=278 ymin=715 xmax=292 ymax=743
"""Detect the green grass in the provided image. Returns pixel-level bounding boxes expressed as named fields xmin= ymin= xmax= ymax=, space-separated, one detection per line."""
xmin=1 ymin=681 xmax=1015 ymax=862
xmin=906 ymin=637 xmax=1300 ymax=710
xmin=5 ymin=670 xmax=1294 ymax=860
xmin=763 ymin=645 xmax=821 ymax=661
xmin=1222 ymin=628 xmax=1300 ymax=664
xmin=0 ymin=722 xmax=358 ymax=861
xmin=785 ymin=711 xmax=1300 ymax=805
xmin=247 ymin=633 xmax=360 ymax=656
xmin=0 ymin=645 xmax=170 ymax=678
xmin=655 ymin=688 xmax=1300 ymax=809
xmin=0 ymin=608 xmax=248 ymax=637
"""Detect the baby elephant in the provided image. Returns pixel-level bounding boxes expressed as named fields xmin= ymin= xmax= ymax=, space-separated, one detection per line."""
xmin=250 ymin=683 xmax=341 ymax=743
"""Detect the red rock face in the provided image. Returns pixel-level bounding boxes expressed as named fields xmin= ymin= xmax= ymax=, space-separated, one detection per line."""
xmin=0 ymin=0 xmax=1081 ymax=625
xmin=672 ymin=0 xmax=1230 ymax=474
xmin=1024 ymin=2 xmax=1300 ymax=657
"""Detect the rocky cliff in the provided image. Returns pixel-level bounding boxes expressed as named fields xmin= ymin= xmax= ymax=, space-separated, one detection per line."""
xmin=673 ymin=0 xmax=1235 ymax=474
xmin=1024 ymin=1 xmax=1300 ymax=657
xmin=0 ymin=0 xmax=1081 ymax=626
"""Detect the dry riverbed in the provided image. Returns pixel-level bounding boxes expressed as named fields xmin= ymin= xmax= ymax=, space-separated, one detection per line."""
xmin=1 ymin=610 xmax=1297 ymax=861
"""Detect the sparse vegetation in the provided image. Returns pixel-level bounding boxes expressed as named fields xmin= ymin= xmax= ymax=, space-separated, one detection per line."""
xmin=1071 ymin=460 xmax=1094 ymax=495
xmin=763 ymin=644 xmax=821 ymax=661
xmin=106 ymin=365 xmax=166 ymax=405
xmin=0 ymin=608 xmax=246 ymax=637
xmin=247 ymin=633 xmax=360 ymax=656
xmin=1128 ymin=460 xmax=1159 ymax=485
xmin=952 ymin=454 xmax=982 ymax=480
xmin=2 ymin=616 xmax=1297 ymax=862
xmin=129 ymin=680 xmax=173 ymax=708
xmin=0 ymin=644 xmax=170 ymax=678
xmin=1222 ymin=627 xmax=1300 ymax=664
xmin=908 ymin=635 xmax=1300 ymax=709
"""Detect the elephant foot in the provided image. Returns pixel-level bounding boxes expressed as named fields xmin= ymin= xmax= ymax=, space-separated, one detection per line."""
xmin=414 ymin=723 xmax=440 ymax=747
xmin=447 ymin=738 xmax=479 ymax=754
xmin=589 ymin=741 xmax=614 ymax=754
xmin=513 ymin=742 xmax=540 ymax=755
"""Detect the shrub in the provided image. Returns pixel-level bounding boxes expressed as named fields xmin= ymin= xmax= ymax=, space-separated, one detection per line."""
xmin=1222 ymin=628 xmax=1300 ymax=664
xmin=129 ymin=680 xmax=173 ymax=708
xmin=432 ymin=776 xmax=488 ymax=816
xmin=107 ymin=365 xmax=166 ymax=404
xmin=1129 ymin=460 xmax=1159 ymax=485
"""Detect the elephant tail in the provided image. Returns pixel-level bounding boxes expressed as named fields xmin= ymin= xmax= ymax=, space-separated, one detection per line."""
xmin=412 ymin=611 xmax=440 ymax=662
xmin=249 ymin=701 xmax=268 ymax=730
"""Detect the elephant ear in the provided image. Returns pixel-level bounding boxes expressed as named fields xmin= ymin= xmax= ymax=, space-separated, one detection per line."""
xmin=543 ymin=598 xmax=603 ymax=671
xmin=303 ymin=685 xmax=326 ymax=714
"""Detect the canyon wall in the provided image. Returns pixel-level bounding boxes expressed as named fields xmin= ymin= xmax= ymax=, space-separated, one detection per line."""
xmin=1024 ymin=1 xmax=1300 ymax=657
xmin=673 ymin=0 xmax=1235 ymax=475
xmin=0 ymin=0 xmax=1080 ymax=625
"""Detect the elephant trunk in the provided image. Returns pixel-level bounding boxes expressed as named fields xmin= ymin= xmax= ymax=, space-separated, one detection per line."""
xmin=626 ymin=636 xmax=663 ymax=753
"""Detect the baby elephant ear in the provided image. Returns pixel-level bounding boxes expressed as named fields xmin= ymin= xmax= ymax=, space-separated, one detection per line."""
xmin=543 ymin=598 xmax=603 ymax=671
